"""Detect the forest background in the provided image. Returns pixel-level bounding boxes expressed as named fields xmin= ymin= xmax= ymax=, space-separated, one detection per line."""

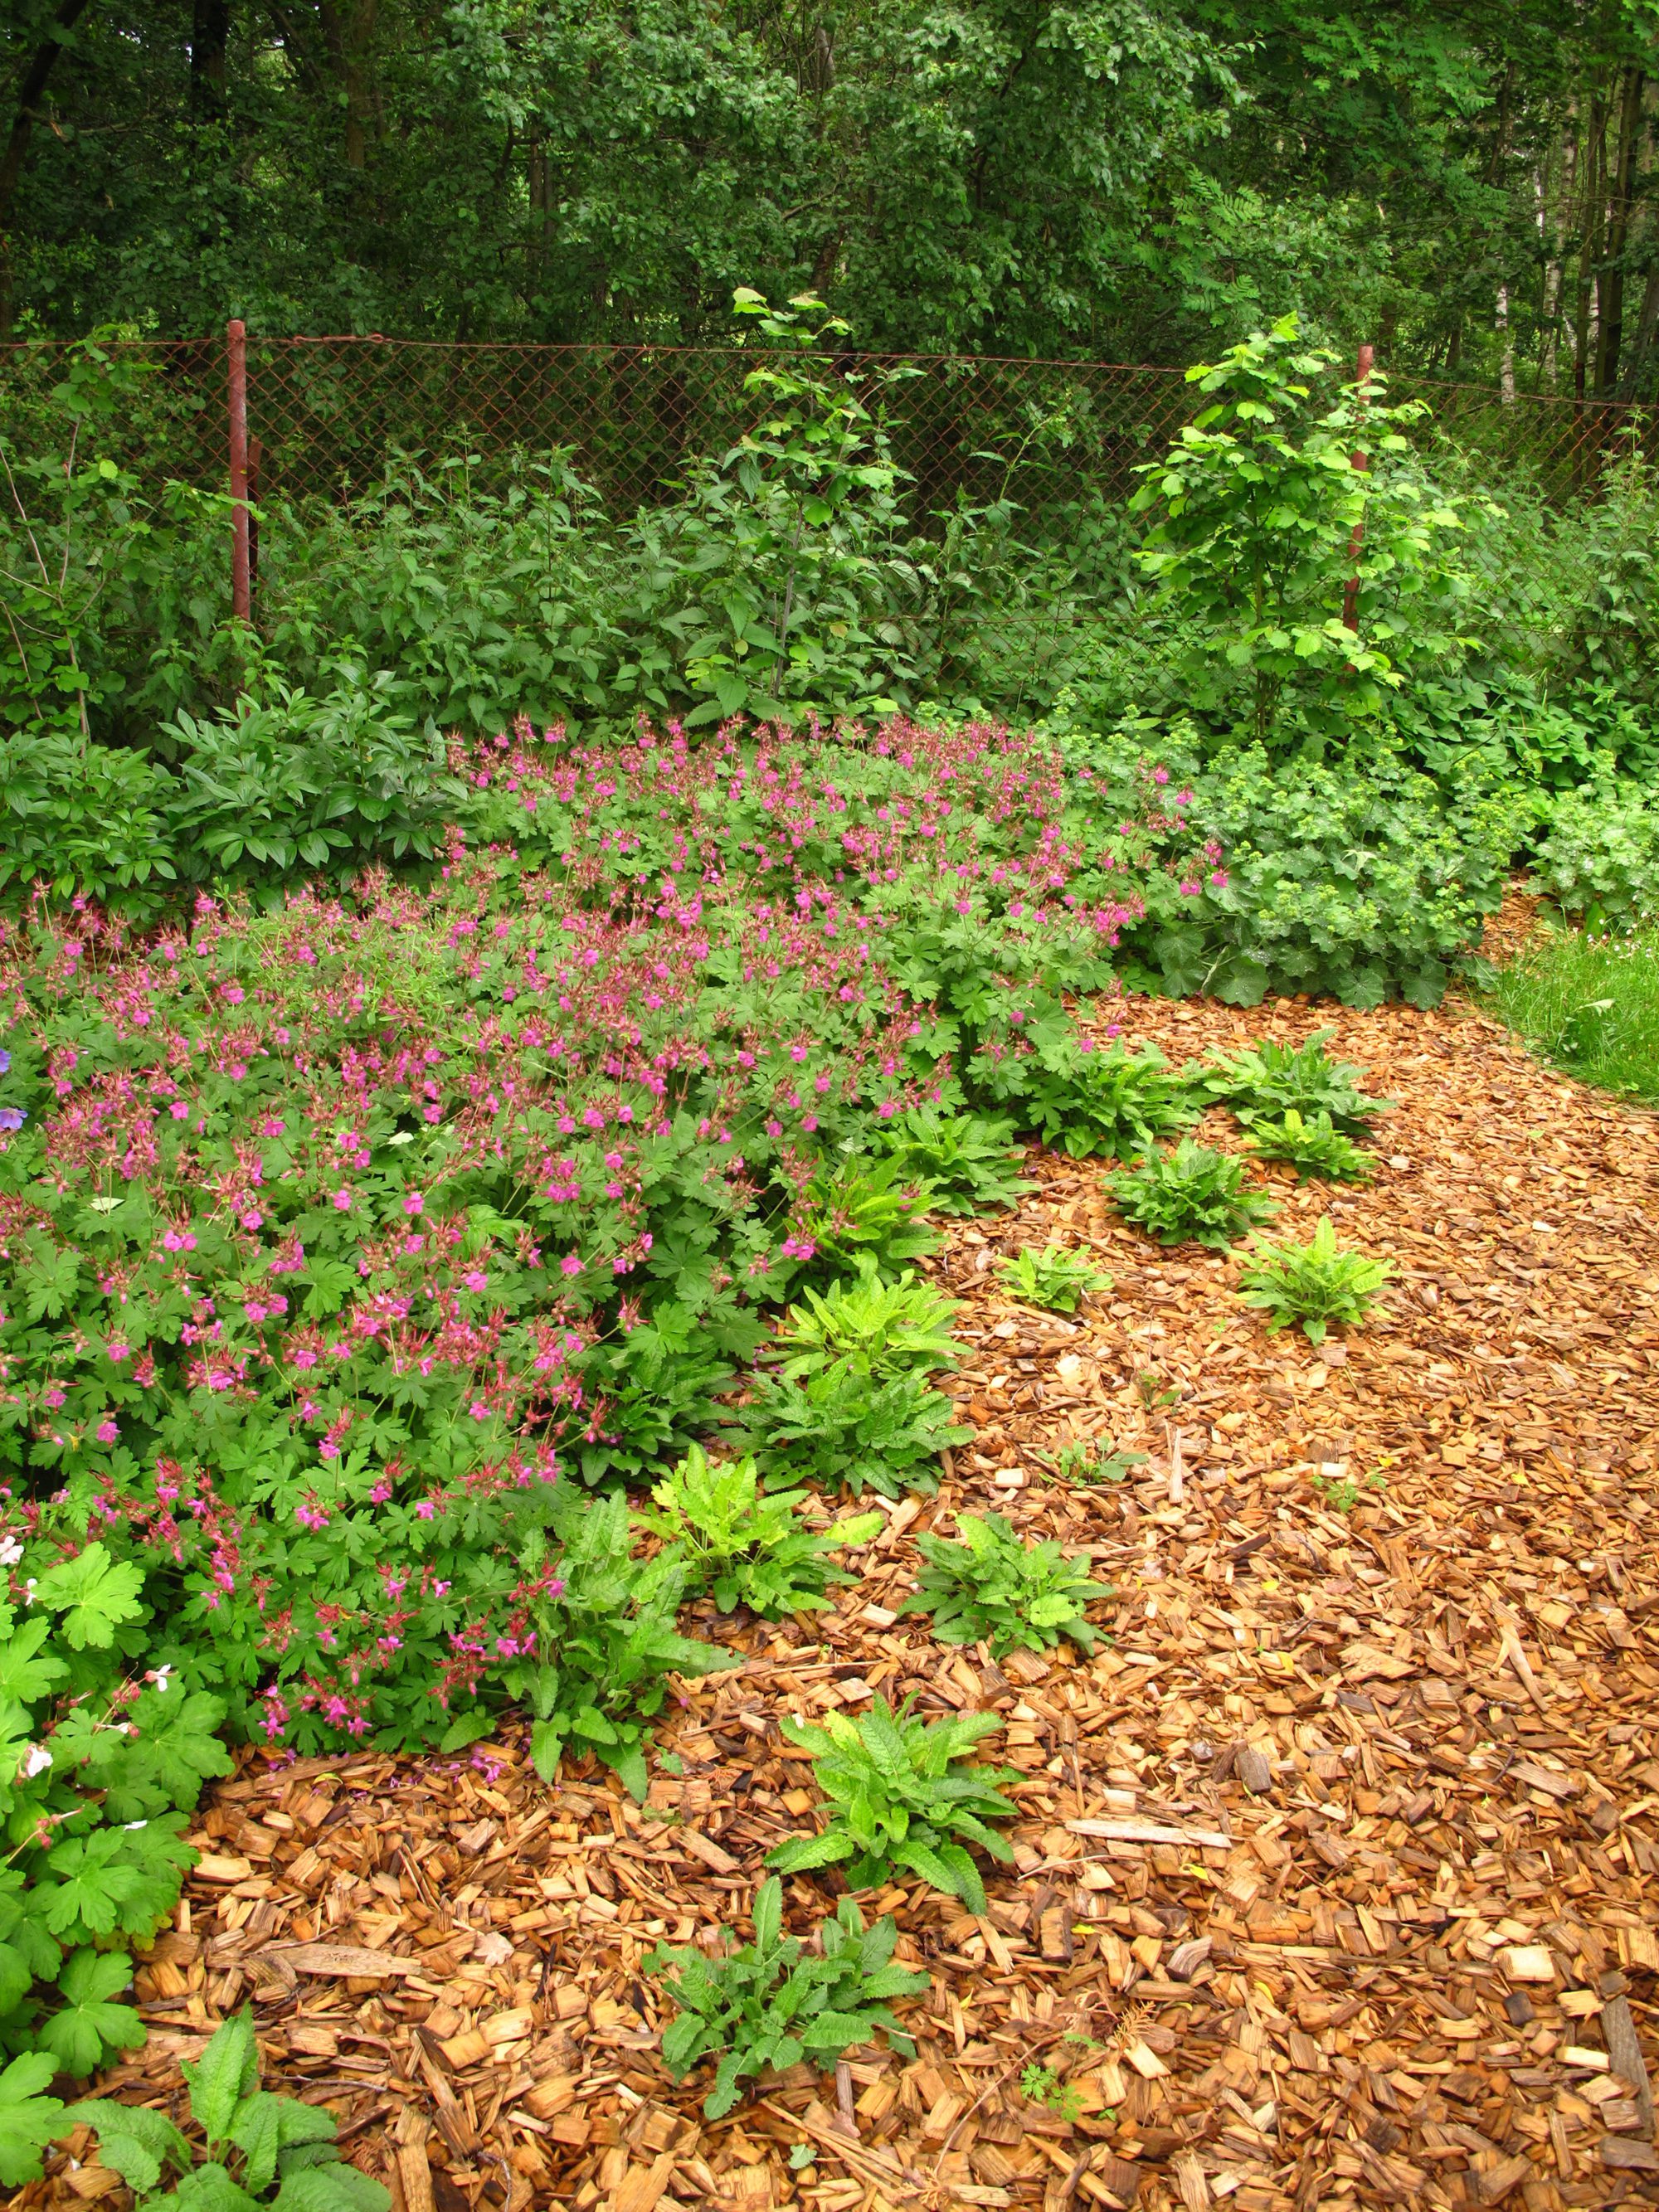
xmin=2 ymin=0 xmax=1657 ymax=399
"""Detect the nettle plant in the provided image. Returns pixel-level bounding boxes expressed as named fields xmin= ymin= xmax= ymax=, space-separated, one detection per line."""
xmin=0 ymin=1540 xmax=228 ymax=2093
xmin=646 ymin=1877 xmax=927 ymax=2121
xmin=1131 ymin=314 xmax=1487 ymax=745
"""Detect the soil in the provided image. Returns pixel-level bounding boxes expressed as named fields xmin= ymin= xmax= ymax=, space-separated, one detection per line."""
xmin=23 ymin=960 xmax=1659 ymax=2212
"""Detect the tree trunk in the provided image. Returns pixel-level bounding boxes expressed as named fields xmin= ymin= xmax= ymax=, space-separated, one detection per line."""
xmin=1596 ymin=66 xmax=1645 ymax=396
xmin=190 ymin=0 xmax=231 ymax=119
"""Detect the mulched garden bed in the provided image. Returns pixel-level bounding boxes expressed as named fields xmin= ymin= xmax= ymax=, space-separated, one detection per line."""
xmin=22 ymin=975 xmax=1659 ymax=2212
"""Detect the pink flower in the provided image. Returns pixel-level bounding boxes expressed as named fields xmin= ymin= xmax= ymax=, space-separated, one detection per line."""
xmin=403 ymin=1192 xmax=423 ymax=1215
xmin=560 ymin=1255 xmax=582 ymax=1277
xmin=462 ymin=1270 xmax=488 ymax=1293
xmin=1210 ymin=869 xmax=1228 ymax=888
xmin=96 ymin=1419 xmax=118 ymax=1444
xmin=332 ymin=1188 xmax=353 ymax=1211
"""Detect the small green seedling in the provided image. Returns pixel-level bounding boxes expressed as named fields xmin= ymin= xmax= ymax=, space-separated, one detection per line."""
xmin=1019 ymin=2063 xmax=1085 ymax=2122
xmin=1039 ymin=1439 xmax=1146 ymax=1486
xmin=998 ymin=1242 xmax=1112 ymax=1313
xmin=636 ymin=1445 xmax=882 ymax=1616
xmin=767 ymin=1697 xmax=1019 ymax=1911
xmin=1236 ymin=1217 xmax=1391 ymax=1343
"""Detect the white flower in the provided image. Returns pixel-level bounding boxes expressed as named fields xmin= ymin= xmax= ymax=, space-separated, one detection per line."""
xmin=0 ymin=1537 xmax=22 ymax=1568
xmin=22 ymin=1578 xmax=36 ymax=1607
xmin=147 ymin=1665 xmax=173 ymax=1694
xmin=20 ymin=1743 xmax=52 ymax=1779
xmin=124 ymin=1820 xmax=148 ymax=1831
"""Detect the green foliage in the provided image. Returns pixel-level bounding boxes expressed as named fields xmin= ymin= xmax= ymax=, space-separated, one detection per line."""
xmin=1107 ymin=1139 xmax=1277 ymax=1248
xmin=767 ymin=1697 xmax=1019 ymax=1911
xmin=638 ymin=1446 xmax=882 ymax=1616
xmin=772 ymin=1270 xmax=961 ymax=1384
xmin=0 ymin=2052 xmax=65 ymax=2187
xmin=800 ymin=1155 xmax=939 ymax=1273
xmin=1130 ymin=316 xmax=1486 ymax=742
xmin=506 ymin=1490 xmax=737 ymax=1802
xmin=996 ymin=1244 xmax=1112 ymax=1313
xmin=1005 ymin=1040 xmax=1199 ymax=1161
xmin=0 ymin=1544 xmax=229 ymax=2089
xmin=1481 ymin=920 xmax=1659 ymax=1106
xmin=639 ymin=292 xmax=926 ymax=727
xmin=875 ymin=1108 xmax=1032 ymax=1216
xmin=742 ymin=1366 xmax=972 ymax=1500
xmin=162 ymin=674 xmax=466 ymax=882
xmin=1235 ymin=1218 xmax=1391 ymax=1344
xmin=0 ymin=731 xmax=177 ymax=921
xmin=1531 ymin=783 xmax=1659 ymax=932
xmin=1082 ymin=735 xmax=1514 ymax=1009
xmin=1037 ymin=1440 xmax=1146 ymax=1486
xmin=900 ymin=1513 xmax=1113 ymax=1655
xmin=66 ymin=2007 xmax=392 ymax=2207
xmin=645 ymin=1878 xmax=927 ymax=2120
xmin=1242 ymin=1109 xmax=1377 ymax=1181
xmin=1019 ymin=2063 xmax=1084 ymax=2122
xmin=1199 ymin=1030 xmax=1388 ymax=1132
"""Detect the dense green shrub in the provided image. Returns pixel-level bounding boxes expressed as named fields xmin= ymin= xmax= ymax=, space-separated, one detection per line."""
xmin=1531 ymin=783 xmax=1659 ymax=930
xmin=1064 ymin=733 xmax=1515 ymax=1006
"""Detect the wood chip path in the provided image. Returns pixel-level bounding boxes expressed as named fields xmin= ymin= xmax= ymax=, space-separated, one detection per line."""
xmin=24 ymin=972 xmax=1659 ymax=2212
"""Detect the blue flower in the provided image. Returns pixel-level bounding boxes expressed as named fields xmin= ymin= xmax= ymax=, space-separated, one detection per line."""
xmin=0 ymin=1108 xmax=26 ymax=1133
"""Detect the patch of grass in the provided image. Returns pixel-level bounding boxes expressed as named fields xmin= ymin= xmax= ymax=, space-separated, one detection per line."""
xmin=1481 ymin=920 xmax=1659 ymax=1104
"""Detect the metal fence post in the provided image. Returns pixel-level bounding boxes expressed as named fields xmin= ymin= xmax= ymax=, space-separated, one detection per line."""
xmin=1341 ymin=342 xmax=1374 ymax=634
xmin=227 ymin=318 xmax=251 ymax=625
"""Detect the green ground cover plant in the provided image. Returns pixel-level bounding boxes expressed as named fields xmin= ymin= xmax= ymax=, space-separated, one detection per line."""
xmin=1107 ymin=1138 xmax=1278 ymax=1247
xmin=1481 ymin=922 xmax=1659 ymax=1105
xmin=899 ymin=1512 xmax=1112 ymax=1654
xmin=1236 ymin=1218 xmax=1391 ymax=1343
xmin=646 ymin=1878 xmax=927 ymax=2121
xmin=874 ymin=1107 xmax=1032 ymax=1215
xmin=1038 ymin=1440 xmax=1146 ymax=1486
xmin=767 ymin=1699 xmax=1019 ymax=1911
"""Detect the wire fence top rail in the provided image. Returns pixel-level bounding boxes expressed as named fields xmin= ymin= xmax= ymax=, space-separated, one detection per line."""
xmin=2 ymin=332 xmax=1650 ymax=516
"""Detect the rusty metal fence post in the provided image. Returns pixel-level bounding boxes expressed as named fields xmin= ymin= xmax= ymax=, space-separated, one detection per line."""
xmin=227 ymin=318 xmax=251 ymax=625
xmin=1341 ymin=341 xmax=1374 ymax=634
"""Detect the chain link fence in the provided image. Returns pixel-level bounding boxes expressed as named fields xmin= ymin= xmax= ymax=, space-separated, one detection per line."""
xmin=2 ymin=329 xmax=1652 ymax=688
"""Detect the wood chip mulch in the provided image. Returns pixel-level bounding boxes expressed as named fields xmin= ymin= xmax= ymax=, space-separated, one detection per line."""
xmin=24 ymin=960 xmax=1659 ymax=2212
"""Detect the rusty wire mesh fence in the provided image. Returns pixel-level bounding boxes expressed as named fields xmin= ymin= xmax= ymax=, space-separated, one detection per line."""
xmin=1 ymin=331 xmax=1652 ymax=688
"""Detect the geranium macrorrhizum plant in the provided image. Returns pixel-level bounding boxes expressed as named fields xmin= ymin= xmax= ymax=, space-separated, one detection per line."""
xmin=0 ymin=719 xmax=1212 ymax=1755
